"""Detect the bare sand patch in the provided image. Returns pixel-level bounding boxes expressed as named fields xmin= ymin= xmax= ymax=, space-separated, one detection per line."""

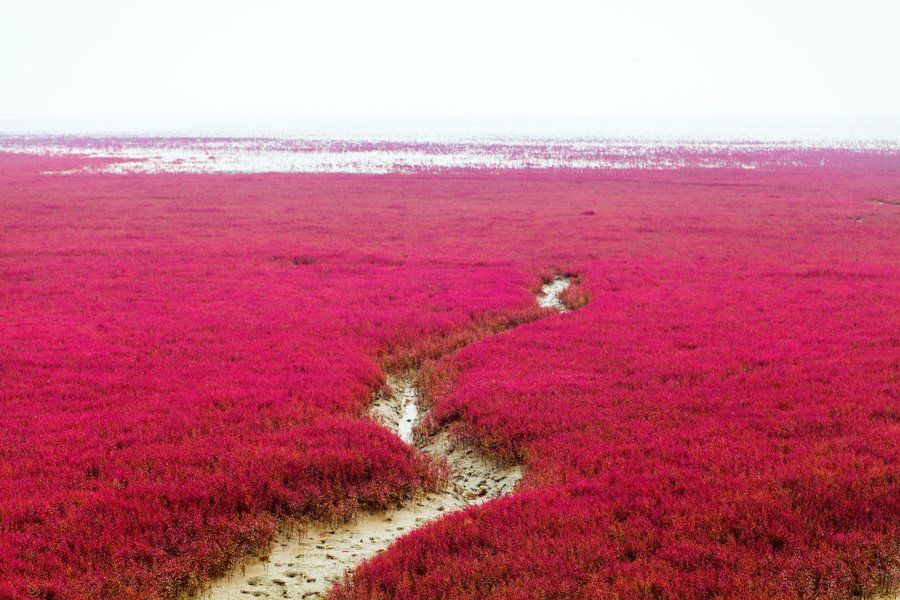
xmin=537 ymin=276 xmax=571 ymax=311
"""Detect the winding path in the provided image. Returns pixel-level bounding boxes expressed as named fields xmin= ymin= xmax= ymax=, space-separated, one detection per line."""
xmin=204 ymin=277 xmax=572 ymax=599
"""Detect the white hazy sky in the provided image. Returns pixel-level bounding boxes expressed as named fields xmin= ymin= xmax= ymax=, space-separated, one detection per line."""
xmin=1 ymin=0 xmax=898 ymax=133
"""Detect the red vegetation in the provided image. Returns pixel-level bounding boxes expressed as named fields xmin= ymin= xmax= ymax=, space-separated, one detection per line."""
xmin=0 ymin=146 xmax=897 ymax=599
xmin=336 ymin=158 xmax=900 ymax=599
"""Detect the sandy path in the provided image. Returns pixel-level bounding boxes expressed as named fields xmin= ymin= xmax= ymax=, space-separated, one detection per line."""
xmin=202 ymin=278 xmax=571 ymax=599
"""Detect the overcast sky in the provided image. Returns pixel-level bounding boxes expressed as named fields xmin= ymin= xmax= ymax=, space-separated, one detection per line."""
xmin=1 ymin=0 xmax=898 ymax=133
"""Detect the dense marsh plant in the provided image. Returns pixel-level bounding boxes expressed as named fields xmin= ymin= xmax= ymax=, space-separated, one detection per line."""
xmin=0 ymin=145 xmax=897 ymax=598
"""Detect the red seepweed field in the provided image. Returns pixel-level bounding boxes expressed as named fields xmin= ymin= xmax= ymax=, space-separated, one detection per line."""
xmin=0 ymin=144 xmax=897 ymax=599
